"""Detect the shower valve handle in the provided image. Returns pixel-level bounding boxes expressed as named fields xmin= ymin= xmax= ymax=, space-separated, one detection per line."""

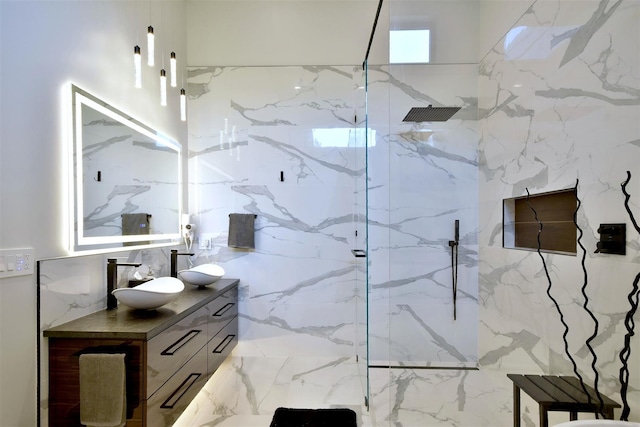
xmin=454 ymin=219 xmax=459 ymax=242
xmin=449 ymin=220 xmax=460 ymax=247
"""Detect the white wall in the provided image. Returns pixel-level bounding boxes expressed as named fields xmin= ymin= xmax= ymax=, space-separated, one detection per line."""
xmin=187 ymin=0 xmax=385 ymax=66
xmin=0 ymin=1 xmax=187 ymax=425
xmin=187 ymin=0 xmax=534 ymax=67
xmin=478 ymin=0 xmax=535 ymax=62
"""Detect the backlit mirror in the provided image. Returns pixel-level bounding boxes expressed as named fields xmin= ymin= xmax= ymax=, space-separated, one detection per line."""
xmin=70 ymin=84 xmax=181 ymax=251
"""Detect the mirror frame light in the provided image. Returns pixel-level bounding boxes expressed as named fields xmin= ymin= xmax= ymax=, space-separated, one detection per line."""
xmin=69 ymin=84 xmax=182 ymax=252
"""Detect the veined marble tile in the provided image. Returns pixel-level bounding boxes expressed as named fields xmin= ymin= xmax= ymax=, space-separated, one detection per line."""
xmin=188 ymin=65 xmax=365 ymax=362
xmin=175 ymin=352 xmax=372 ymax=427
xmin=286 ymin=356 xmax=365 ymax=407
xmin=479 ymin=0 xmax=640 ymax=421
xmin=184 ymin=1 xmax=640 ymax=423
xmin=240 ymin=305 xmax=357 ymax=357
xmin=368 ymin=367 xmax=511 ymax=427
xmin=365 ymin=62 xmax=480 ymax=366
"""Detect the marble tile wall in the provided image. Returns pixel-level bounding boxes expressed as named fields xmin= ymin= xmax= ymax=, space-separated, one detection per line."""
xmin=187 ymin=65 xmax=367 ymax=363
xmin=186 ymin=2 xmax=639 ymax=423
xmin=477 ymin=0 xmax=640 ymax=425
xmin=363 ymin=0 xmax=640 ymax=425
xmin=187 ymin=62 xmax=479 ymax=350
xmin=186 ymin=62 xmax=481 ymax=424
xmin=365 ymin=63 xmax=480 ymax=367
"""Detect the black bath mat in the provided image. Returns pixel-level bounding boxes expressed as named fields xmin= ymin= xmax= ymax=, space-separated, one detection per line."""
xmin=270 ymin=407 xmax=357 ymax=427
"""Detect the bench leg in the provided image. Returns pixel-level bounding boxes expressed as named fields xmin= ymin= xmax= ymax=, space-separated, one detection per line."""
xmin=570 ymin=411 xmax=578 ymax=421
xmin=513 ymin=383 xmax=521 ymax=427
xmin=539 ymin=406 xmax=548 ymax=427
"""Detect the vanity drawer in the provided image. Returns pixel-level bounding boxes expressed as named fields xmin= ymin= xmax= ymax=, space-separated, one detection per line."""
xmin=207 ymin=287 xmax=238 ymax=337
xmin=207 ymin=315 xmax=238 ymax=377
xmin=147 ymin=307 xmax=209 ymax=397
xmin=146 ymin=345 xmax=207 ymax=427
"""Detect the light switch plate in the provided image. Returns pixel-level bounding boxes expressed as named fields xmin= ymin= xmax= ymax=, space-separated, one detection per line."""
xmin=0 ymin=248 xmax=34 ymax=279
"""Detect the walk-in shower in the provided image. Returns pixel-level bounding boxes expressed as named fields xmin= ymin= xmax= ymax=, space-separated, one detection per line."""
xmin=360 ymin=0 xmax=480 ymax=412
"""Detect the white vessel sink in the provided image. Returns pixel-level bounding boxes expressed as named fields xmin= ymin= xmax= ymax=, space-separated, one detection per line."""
xmin=178 ymin=264 xmax=225 ymax=287
xmin=112 ymin=277 xmax=184 ymax=310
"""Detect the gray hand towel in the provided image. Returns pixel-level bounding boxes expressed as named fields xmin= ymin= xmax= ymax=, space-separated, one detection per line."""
xmin=228 ymin=213 xmax=255 ymax=249
xmin=79 ymin=353 xmax=126 ymax=427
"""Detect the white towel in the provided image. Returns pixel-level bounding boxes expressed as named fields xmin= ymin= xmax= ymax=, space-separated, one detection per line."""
xmin=79 ymin=353 xmax=126 ymax=427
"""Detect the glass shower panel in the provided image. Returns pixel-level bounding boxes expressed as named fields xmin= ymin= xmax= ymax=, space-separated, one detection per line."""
xmin=384 ymin=62 xmax=479 ymax=367
xmin=365 ymin=63 xmax=393 ymax=367
xmin=352 ymin=65 xmax=368 ymax=401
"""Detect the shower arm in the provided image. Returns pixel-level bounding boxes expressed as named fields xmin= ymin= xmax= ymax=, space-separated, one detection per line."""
xmin=448 ymin=220 xmax=460 ymax=321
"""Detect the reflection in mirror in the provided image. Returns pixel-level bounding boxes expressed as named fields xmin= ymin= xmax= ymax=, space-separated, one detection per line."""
xmin=70 ymin=84 xmax=181 ymax=251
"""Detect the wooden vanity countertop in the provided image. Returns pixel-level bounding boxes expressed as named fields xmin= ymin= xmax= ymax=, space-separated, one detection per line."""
xmin=43 ymin=278 xmax=239 ymax=340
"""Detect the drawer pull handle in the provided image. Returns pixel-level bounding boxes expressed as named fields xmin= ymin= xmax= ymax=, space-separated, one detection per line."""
xmin=161 ymin=329 xmax=202 ymax=356
xmin=212 ymin=303 xmax=235 ymax=317
xmin=160 ymin=373 xmax=201 ymax=409
xmin=212 ymin=334 xmax=236 ymax=354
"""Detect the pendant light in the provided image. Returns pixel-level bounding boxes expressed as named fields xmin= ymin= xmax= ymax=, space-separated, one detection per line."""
xmin=170 ymin=52 xmax=177 ymax=87
xmin=180 ymin=62 xmax=187 ymax=121
xmin=133 ymin=45 xmax=142 ymax=88
xmin=147 ymin=26 xmax=155 ymax=66
xmin=160 ymin=69 xmax=167 ymax=106
xmin=180 ymin=88 xmax=186 ymax=121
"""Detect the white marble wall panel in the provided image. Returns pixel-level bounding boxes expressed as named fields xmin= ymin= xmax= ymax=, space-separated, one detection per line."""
xmin=365 ymin=63 xmax=480 ymax=367
xmin=175 ymin=350 xmax=371 ymax=426
xmin=369 ymin=367 xmax=513 ymax=427
xmin=187 ymin=3 xmax=640 ymax=420
xmin=479 ymin=0 xmax=640 ymax=424
xmin=188 ymin=66 xmax=366 ymax=361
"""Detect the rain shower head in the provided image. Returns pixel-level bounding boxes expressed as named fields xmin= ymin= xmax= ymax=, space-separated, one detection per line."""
xmin=402 ymin=105 xmax=461 ymax=122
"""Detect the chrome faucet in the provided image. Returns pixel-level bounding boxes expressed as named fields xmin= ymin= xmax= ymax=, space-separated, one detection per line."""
xmin=107 ymin=259 xmax=142 ymax=310
xmin=170 ymin=250 xmax=194 ymax=278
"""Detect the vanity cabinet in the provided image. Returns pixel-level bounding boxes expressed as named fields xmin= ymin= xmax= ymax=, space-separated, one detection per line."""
xmin=206 ymin=290 xmax=239 ymax=374
xmin=44 ymin=279 xmax=239 ymax=427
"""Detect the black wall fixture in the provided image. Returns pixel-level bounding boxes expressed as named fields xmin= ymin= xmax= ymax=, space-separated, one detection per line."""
xmin=595 ymin=223 xmax=626 ymax=255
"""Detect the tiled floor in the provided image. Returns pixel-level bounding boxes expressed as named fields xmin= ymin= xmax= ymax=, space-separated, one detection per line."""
xmin=174 ymin=343 xmax=373 ymax=426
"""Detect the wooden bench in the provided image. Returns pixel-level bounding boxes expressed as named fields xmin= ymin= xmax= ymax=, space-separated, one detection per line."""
xmin=507 ymin=374 xmax=620 ymax=427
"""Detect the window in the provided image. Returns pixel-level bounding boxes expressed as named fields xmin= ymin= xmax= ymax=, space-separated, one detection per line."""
xmin=389 ymin=30 xmax=430 ymax=64
xmin=311 ymin=128 xmax=376 ymax=148
xmin=503 ymin=189 xmax=577 ymax=255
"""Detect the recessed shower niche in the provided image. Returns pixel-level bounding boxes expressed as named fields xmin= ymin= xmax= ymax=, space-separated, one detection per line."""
xmin=503 ymin=189 xmax=577 ymax=255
